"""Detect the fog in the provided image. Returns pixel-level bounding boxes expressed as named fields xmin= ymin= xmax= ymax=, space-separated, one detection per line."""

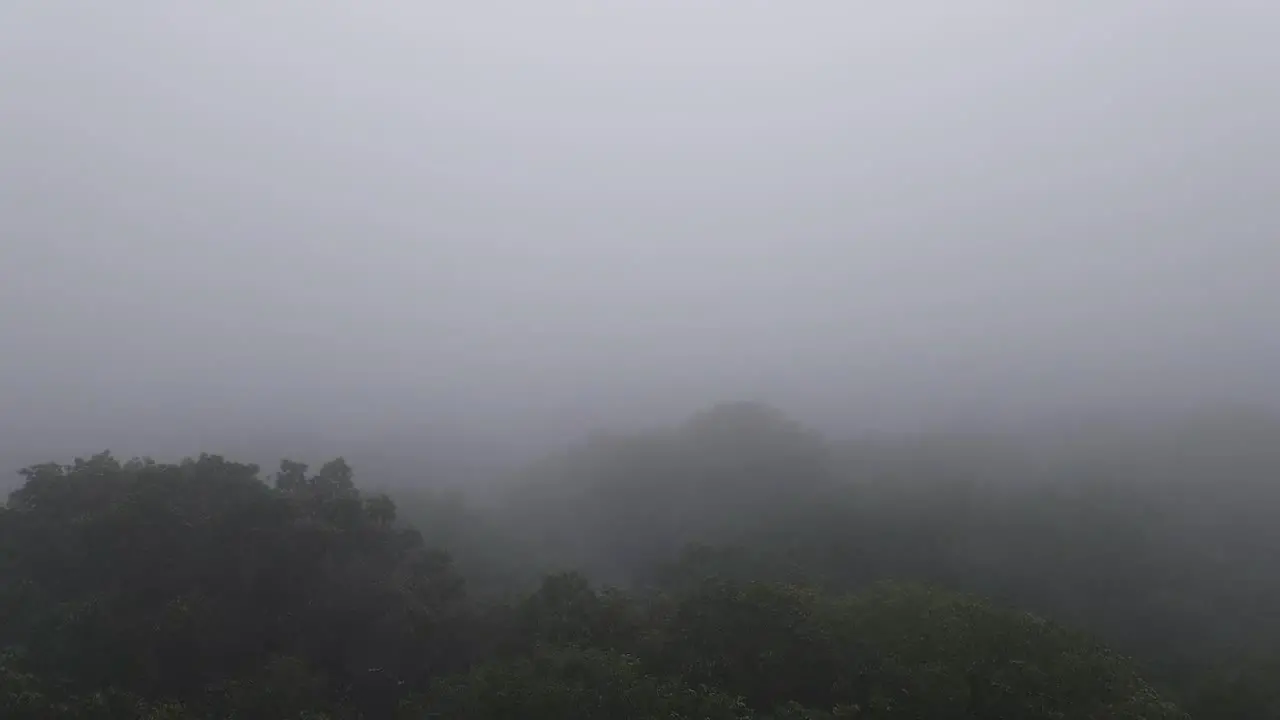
xmin=2 ymin=2 xmax=1278 ymax=465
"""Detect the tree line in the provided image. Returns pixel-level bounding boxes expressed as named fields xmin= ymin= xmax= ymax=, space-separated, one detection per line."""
xmin=3 ymin=402 xmax=1278 ymax=717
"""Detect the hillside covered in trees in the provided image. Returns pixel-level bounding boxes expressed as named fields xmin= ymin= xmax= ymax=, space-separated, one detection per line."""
xmin=4 ymin=403 xmax=1279 ymax=718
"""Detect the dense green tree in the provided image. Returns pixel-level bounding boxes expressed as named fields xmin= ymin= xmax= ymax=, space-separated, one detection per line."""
xmin=1 ymin=452 xmax=466 ymax=717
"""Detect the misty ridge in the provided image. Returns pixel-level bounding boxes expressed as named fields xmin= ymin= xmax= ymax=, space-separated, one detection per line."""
xmin=3 ymin=1 xmax=1280 ymax=719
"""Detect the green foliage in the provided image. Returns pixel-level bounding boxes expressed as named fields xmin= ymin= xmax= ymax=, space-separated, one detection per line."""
xmin=512 ymin=572 xmax=644 ymax=654
xmin=423 ymin=646 xmax=751 ymax=720
xmin=821 ymin=583 xmax=1188 ymax=720
xmin=2 ymin=650 xmax=195 ymax=719
xmin=7 ymin=405 xmax=1276 ymax=718
xmin=639 ymin=580 xmax=1186 ymax=720
xmin=482 ymin=405 xmax=1280 ymax=718
xmin=1 ymin=452 xmax=466 ymax=717
xmin=648 ymin=580 xmax=831 ymax=710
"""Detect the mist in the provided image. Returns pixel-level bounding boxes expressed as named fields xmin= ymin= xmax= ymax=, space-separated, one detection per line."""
xmin=3 ymin=2 xmax=1278 ymax=463
xmin=5 ymin=7 xmax=1280 ymax=713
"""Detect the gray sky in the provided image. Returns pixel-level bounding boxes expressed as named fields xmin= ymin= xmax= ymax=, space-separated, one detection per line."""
xmin=2 ymin=2 xmax=1278 ymax=458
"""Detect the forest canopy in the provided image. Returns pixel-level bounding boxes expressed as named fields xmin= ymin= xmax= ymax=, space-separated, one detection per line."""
xmin=3 ymin=403 xmax=1279 ymax=718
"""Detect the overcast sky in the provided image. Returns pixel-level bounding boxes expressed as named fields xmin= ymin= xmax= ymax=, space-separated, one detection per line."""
xmin=1 ymin=2 xmax=1278 ymax=458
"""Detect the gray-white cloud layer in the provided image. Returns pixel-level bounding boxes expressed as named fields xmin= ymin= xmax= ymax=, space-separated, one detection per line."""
xmin=2 ymin=2 xmax=1277 ymax=457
